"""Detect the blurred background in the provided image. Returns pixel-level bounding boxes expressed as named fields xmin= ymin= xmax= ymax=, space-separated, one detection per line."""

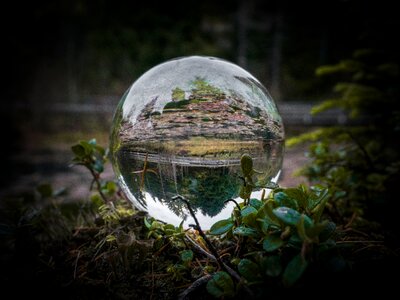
xmin=2 ymin=0 xmax=397 ymax=199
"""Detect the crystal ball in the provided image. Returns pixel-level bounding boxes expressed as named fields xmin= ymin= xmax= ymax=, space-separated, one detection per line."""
xmin=110 ymin=56 xmax=284 ymax=229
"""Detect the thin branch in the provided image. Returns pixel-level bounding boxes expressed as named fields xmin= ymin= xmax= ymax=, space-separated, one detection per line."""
xmin=173 ymin=195 xmax=254 ymax=297
xmin=224 ymin=198 xmax=242 ymax=213
xmin=178 ymin=275 xmax=212 ymax=300
xmin=73 ymin=250 xmax=81 ymax=279
xmin=336 ymin=240 xmax=383 ymax=244
xmin=176 ymin=196 xmax=224 ymax=268
xmin=185 ymin=234 xmax=241 ymax=282
xmin=185 ymin=234 xmax=216 ymax=261
xmin=89 ymin=168 xmax=108 ymax=203
xmin=344 ymin=212 xmax=357 ymax=228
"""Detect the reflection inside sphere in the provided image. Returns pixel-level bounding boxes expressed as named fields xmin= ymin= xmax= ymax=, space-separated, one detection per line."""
xmin=110 ymin=56 xmax=284 ymax=229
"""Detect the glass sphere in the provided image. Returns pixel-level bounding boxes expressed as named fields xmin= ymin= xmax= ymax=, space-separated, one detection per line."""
xmin=110 ymin=56 xmax=284 ymax=229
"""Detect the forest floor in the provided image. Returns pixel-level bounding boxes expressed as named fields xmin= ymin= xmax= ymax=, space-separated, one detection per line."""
xmin=1 ymin=124 xmax=399 ymax=298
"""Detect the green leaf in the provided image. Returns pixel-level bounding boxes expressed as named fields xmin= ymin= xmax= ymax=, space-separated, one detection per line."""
xmin=258 ymin=219 xmax=270 ymax=235
xmin=249 ymin=198 xmax=262 ymax=209
xmin=265 ymin=181 xmax=279 ymax=189
xmin=239 ymin=185 xmax=252 ymax=200
xmin=273 ymin=207 xmax=313 ymax=227
xmin=209 ymin=219 xmax=234 ymax=235
xmin=241 ymin=206 xmax=258 ymax=217
xmin=241 ymin=206 xmax=258 ymax=225
xmin=90 ymin=193 xmax=103 ymax=207
xmin=106 ymin=234 xmax=116 ymax=242
xmin=150 ymin=220 xmax=162 ymax=230
xmin=163 ymin=224 xmax=176 ymax=235
xmin=259 ymin=201 xmax=281 ymax=225
xmin=233 ymin=226 xmax=259 ymax=237
xmin=206 ymin=271 xmax=235 ymax=298
xmin=180 ymin=250 xmax=193 ymax=263
xmin=283 ymin=254 xmax=308 ymax=287
xmin=71 ymin=144 xmax=86 ymax=157
xmin=274 ymin=192 xmax=299 ymax=210
xmin=94 ymin=144 xmax=106 ymax=156
xmin=261 ymin=256 xmax=282 ymax=277
xmin=238 ymin=259 xmax=262 ymax=282
xmin=309 ymin=186 xmax=330 ymax=210
xmin=310 ymin=190 xmax=330 ymax=223
xmin=241 ymin=154 xmax=253 ymax=175
xmin=310 ymin=99 xmax=341 ymax=115
xmin=88 ymin=138 xmax=97 ymax=145
xmin=178 ymin=220 xmax=184 ymax=232
xmin=93 ymin=160 xmax=104 ymax=173
xmin=296 ymin=215 xmax=311 ymax=242
xmin=263 ymin=234 xmax=284 ymax=252
xmin=288 ymin=232 xmax=302 ymax=248
xmin=318 ymin=221 xmax=336 ymax=242
xmin=104 ymin=181 xmax=116 ymax=195
xmin=144 ymin=217 xmax=152 ymax=229
xmin=37 ymin=183 xmax=53 ymax=198
xmin=79 ymin=141 xmax=94 ymax=155
xmin=283 ymin=187 xmax=309 ymax=210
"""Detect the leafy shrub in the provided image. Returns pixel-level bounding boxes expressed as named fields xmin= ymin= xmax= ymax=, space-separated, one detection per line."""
xmin=287 ymin=48 xmax=400 ymax=226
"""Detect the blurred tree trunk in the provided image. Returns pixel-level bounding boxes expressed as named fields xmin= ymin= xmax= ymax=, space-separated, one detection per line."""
xmin=67 ymin=27 xmax=79 ymax=103
xmin=236 ymin=0 xmax=251 ymax=68
xmin=270 ymin=10 xmax=283 ymax=102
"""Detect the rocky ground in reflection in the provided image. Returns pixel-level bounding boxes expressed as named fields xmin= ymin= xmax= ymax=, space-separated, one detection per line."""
xmin=119 ymin=79 xmax=284 ymax=147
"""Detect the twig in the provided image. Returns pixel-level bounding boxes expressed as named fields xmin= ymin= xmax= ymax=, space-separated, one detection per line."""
xmin=132 ymin=152 xmax=158 ymax=191
xmin=261 ymin=188 xmax=266 ymax=201
xmin=73 ymin=251 xmax=81 ymax=279
xmin=344 ymin=212 xmax=357 ymax=228
xmin=89 ymin=168 xmax=108 ymax=203
xmin=336 ymin=240 xmax=383 ymax=244
xmin=353 ymin=244 xmax=384 ymax=254
xmin=174 ymin=196 xmax=226 ymax=269
xmin=178 ymin=275 xmax=212 ymax=300
xmin=224 ymin=198 xmax=241 ymax=213
xmin=174 ymin=195 xmax=254 ymax=297
xmin=340 ymin=227 xmax=369 ymax=237
xmin=153 ymin=240 xmax=172 ymax=256
xmin=185 ymin=234 xmax=216 ymax=261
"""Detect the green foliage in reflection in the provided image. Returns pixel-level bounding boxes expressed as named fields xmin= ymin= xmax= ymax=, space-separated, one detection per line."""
xmin=191 ymin=77 xmax=224 ymax=98
xmin=165 ymin=78 xmax=224 ymax=110
xmin=180 ymin=169 xmax=240 ymax=217
xmin=171 ymin=87 xmax=186 ymax=101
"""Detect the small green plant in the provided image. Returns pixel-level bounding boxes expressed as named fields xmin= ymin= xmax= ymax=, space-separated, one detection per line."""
xmin=205 ymin=156 xmax=339 ymax=293
xmin=139 ymin=154 xmax=341 ymax=298
xmin=71 ymin=139 xmax=118 ymax=205
xmin=3 ymin=137 xmax=392 ymax=299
